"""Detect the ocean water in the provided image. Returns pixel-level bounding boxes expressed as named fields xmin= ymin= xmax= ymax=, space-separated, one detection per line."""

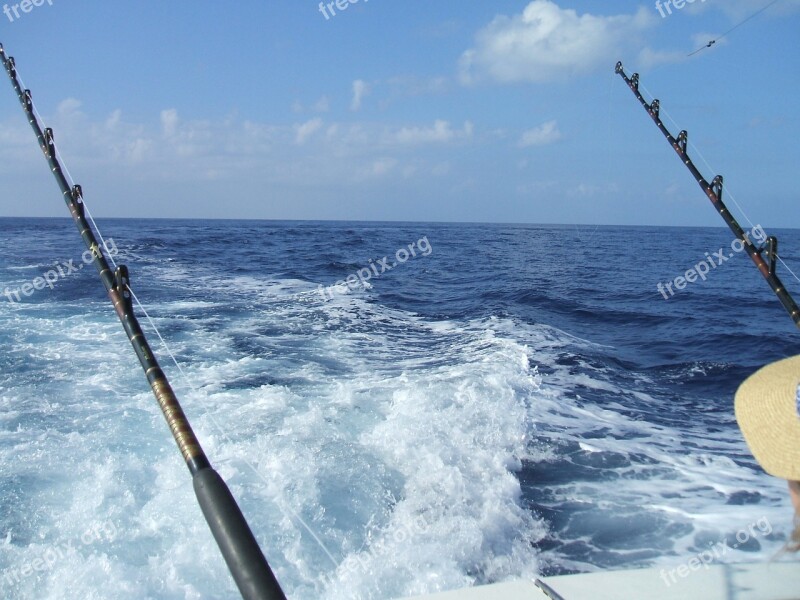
xmin=0 ymin=217 xmax=798 ymax=599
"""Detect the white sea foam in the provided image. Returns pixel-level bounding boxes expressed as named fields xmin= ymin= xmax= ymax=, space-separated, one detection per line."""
xmin=0 ymin=275 xmax=794 ymax=599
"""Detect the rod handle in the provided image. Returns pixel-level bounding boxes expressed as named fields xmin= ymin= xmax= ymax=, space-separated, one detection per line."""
xmin=193 ymin=468 xmax=288 ymax=600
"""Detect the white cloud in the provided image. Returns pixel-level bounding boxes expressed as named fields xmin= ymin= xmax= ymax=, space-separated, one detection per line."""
xmin=567 ymin=182 xmax=620 ymax=198
xmin=57 ymin=98 xmax=83 ymax=117
xmin=105 ymin=109 xmax=122 ymax=130
xmin=0 ymin=101 xmax=479 ymax=190
xmin=394 ymin=120 xmax=472 ymax=145
xmin=351 ymin=79 xmax=370 ymax=111
xmin=366 ymin=157 xmax=398 ymax=178
xmin=313 ymin=96 xmax=330 ymax=113
xmin=125 ymin=137 xmax=153 ymax=163
xmin=387 ymin=75 xmax=450 ymax=96
xmin=295 ymin=117 xmax=323 ymax=145
xmin=431 ymin=162 xmax=451 ymax=176
xmin=637 ymin=47 xmax=687 ymax=68
xmin=519 ymin=120 xmax=562 ymax=147
xmin=161 ymin=108 xmax=178 ymax=137
xmin=460 ymin=0 xmax=654 ymax=84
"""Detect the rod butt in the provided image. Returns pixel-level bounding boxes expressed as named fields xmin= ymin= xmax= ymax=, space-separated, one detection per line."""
xmin=193 ymin=468 xmax=288 ymax=600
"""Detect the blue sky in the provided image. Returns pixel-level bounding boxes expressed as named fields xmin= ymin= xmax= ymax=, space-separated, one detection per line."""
xmin=0 ymin=1 xmax=798 ymax=226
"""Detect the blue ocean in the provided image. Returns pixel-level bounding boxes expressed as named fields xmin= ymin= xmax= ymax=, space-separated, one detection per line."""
xmin=0 ymin=217 xmax=797 ymax=599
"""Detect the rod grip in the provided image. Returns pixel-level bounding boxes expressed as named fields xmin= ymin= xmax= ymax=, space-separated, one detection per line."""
xmin=193 ymin=468 xmax=288 ymax=600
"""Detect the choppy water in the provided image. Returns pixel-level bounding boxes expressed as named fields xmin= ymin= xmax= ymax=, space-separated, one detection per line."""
xmin=0 ymin=218 xmax=798 ymax=599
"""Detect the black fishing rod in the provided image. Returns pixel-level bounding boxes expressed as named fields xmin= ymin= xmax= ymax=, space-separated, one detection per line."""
xmin=615 ymin=61 xmax=800 ymax=329
xmin=0 ymin=43 xmax=288 ymax=600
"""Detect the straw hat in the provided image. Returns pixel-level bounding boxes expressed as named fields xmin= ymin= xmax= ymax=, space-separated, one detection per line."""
xmin=735 ymin=355 xmax=800 ymax=481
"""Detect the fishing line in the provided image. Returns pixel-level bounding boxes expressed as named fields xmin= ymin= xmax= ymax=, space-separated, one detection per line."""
xmin=639 ymin=82 xmax=756 ymax=226
xmin=618 ymin=62 xmax=800 ymax=325
xmin=11 ymin=54 xmax=340 ymax=572
xmin=127 ymin=285 xmax=341 ymax=569
xmin=13 ymin=69 xmax=120 ymax=272
xmin=689 ymin=0 xmax=782 ymax=56
xmin=639 ymin=80 xmax=800 ymax=288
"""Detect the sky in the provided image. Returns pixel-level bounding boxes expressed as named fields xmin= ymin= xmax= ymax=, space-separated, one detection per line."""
xmin=0 ymin=0 xmax=798 ymax=227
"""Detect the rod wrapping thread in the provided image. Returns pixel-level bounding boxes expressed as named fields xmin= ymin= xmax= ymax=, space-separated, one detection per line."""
xmin=1 ymin=42 xmax=288 ymax=599
xmin=615 ymin=61 xmax=800 ymax=328
xmin=150 ymin=375 xmax=207 ymax=470
xmin=0 ymin=41 xmax=210 ymax=473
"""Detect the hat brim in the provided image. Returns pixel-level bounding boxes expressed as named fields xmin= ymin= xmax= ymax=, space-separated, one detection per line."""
xmin=735 ymin=355 xmax=800 ymax=481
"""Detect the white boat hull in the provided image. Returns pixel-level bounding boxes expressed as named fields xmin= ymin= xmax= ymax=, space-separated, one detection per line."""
xmin=401 ymin=562 xmax=800 ymax=600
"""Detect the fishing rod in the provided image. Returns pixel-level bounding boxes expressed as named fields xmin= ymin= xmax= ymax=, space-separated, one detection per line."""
xmin=615 ymin=61 xmax=800 ymax=330
xmin=0 ymin=43 xmax=288 ymax=600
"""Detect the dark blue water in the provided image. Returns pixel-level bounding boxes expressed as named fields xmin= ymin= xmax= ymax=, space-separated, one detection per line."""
xmin=0 ymin=217 xmax=797 ymax=599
